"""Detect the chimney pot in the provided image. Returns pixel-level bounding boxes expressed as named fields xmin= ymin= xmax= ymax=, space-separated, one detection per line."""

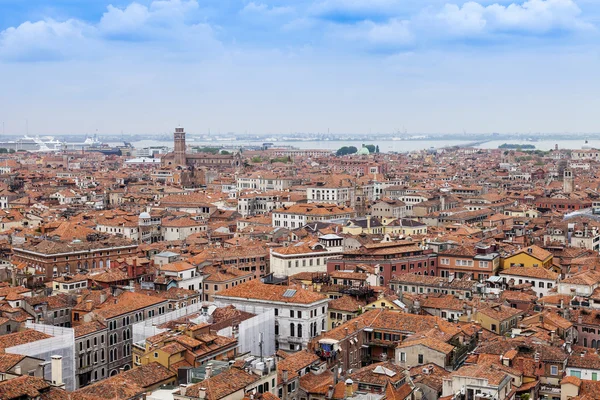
xmin=51 ymin=355 xmax=63 ymax=386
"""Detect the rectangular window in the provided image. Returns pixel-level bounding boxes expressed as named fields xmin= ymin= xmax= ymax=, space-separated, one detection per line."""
xmin=440 ymin=258 xmax=449 ymax=265
xmin=571 ymin=370 xmax=581 ymax=378
xmin=551 ymin=366 xmax=558 ymax=375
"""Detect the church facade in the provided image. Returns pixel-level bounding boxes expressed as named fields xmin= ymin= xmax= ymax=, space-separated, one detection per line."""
xmin=162 ymin=126 xmax=242 ymax=169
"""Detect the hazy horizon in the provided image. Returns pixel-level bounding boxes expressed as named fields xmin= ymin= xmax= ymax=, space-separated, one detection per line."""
xmin=2 ymin=0 xmax=600 ymax=135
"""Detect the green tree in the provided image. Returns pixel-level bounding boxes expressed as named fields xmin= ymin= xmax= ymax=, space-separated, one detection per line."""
xmin=0 ymin=148 xmax=7 ymax=153
xmin=375 ymin=145 xmax=380 ymax=153
xmin=336 ymin=146 xmax=358 ymax=156
xmin=365 ymin=144 xmax=376 ymax=153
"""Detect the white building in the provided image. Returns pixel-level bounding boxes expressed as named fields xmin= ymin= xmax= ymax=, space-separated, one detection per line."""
xmin=307 ymin=185 xmax=355 ymax=207
xmin=442 ymin=363 xmax=514 ymax=400
xmin=159 ymin=261 xmax=202 ymax=292
xmin=272 ymin=204 xmax=355 ymax=229
xmin=270 ymin=235 xmax=344 ymax=278
xmin=162 ymin=216 xmax=207 ymax=241
xmin=96 ymin=215 xmax=140 ymax=241
xmin=214 ymin=280 xmax=330 ymax=352
xmin=236 ymin=175 xmax=298 ymax=191
xmin=566 ymin=349 xmax=600 ymax=380
xmin=499 ymin=266 xmax=559 ymax=298
xmin=238 ymin=192 xmax=296 ymax=217
xmin=50 ymin=190 xmax=87 ymax=205
xmin=557 ymin=270 xmax=600 ymax=298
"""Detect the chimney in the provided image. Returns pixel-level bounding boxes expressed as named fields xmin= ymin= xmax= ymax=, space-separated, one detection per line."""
xmin=197 ymin=387 xmax=207 ymax=399
xmin=75 ymin=295 xmax=83 ymax=304
xmin=327 ymin=385 xmax=335 ymax=399
xmin=551 ymin=330 xmax=556 ymax=342
xmin=180 ymin=385 xmax=189 ymax=396
xmin=334 ymin=366 xmax=339 ymax=385
xmin=51 ymin=355 xmax=64 ymax=387
xmin=85 ymin=300 xmax=94 ymax=311
xmin=205 ymin=365 xmax=212 ymax=380
xmin=344 ymin=379 xmax=354 ymax=398
xmin=367 ymin=216 xmax=371 ymax=231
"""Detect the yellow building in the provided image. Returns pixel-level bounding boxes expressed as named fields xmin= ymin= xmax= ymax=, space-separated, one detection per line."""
xmin=363 ymin=294 xmax=404 ymax=312
xmin=342 ymin=216 xmax=385 ymax=235
xmin=501 ymin=245 xmax=553 ymax=270
xmin=460 ymin=305 xmax=524 ymax=335
xmin=133 ymin=324 xmax=238 ymax=370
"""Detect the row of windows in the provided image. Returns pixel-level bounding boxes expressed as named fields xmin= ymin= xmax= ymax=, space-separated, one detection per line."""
xmin=274 ymin=307 xmax=326 ymax=318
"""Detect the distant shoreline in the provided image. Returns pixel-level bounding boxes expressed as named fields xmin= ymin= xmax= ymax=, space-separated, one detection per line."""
xmin=498 ymin=143 xmax=536 ymax=149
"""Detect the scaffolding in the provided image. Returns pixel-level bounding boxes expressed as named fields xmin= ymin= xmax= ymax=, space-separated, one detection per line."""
xmin=132 ymin=302 xmax=204 ymax=343
xmin=6 ymin=323 xmax=76 ymax=391
xmin=214 ymin=301 xmax=277 ymax=357
xmin=216 ymin=309 xmax=276 ymax=357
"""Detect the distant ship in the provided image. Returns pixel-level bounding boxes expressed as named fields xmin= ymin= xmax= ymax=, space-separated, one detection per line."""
xmin=0 ymin=135 xmax=63 ymax=152
xmin=63 ymin=135 xmax=102 ymax=150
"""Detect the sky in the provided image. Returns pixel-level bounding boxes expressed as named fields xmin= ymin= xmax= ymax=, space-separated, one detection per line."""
xmin=0 ymin=0 xmax=599 ymax=136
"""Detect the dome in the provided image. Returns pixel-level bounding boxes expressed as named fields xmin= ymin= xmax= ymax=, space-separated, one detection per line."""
xmin=139 ymin=212 xmax=151 ymax=219
xmin=357 ymin=146 xmax=370 ymax=155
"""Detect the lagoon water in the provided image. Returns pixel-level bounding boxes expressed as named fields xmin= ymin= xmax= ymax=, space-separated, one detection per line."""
xmin=121 ymin=138 xmax=596 ymax=152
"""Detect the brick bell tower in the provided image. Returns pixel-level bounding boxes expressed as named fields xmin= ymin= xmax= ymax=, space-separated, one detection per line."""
xmin=174 ymin=126 xmax=186 ymax=166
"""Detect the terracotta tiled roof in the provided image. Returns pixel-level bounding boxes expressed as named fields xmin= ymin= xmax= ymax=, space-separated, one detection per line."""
xmin=94 ymin=291 xmax=167 ymax=320
xmin=500 ymin=266 xmax=558 ymax=280
xmin=183 ymin=367 xmax=259 ymax=400
xmin=0 ymin=329 xmax=52 ymax=350
xmin=215 ymin=280 xmax=327 ymax=305
xmin=0 ymin=353 xmax=26 ymax=373
xmin=0 ymin=375 xmax=51 ymax=399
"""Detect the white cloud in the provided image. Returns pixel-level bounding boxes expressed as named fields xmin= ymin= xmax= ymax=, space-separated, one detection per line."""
xmin=434 ymin=0 xmax=593 ymax=36
xmin=98 ymin=0 xmax=202 ymax=40
xmin=0 ymin=19 xmax=95 ymax=61
xmin=241 ymin=2 xmax=294 ymax=16
xmin=0 ymin=0 xmax=218 ymax=61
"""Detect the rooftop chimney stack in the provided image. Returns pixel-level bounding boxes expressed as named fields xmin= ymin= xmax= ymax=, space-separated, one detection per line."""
xmin=344 ymin=379 xmax=354 ymax=398
xmin=51 ymin=355 xmax=64 ymax=388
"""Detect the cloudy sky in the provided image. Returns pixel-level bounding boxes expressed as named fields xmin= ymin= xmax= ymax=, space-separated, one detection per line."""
xmin=0 ymin=0 xmax=599 ymax=135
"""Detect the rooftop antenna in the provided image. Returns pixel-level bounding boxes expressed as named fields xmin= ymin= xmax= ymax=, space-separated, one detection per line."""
xmin=259 ymin=332 xmax=264 ymax=362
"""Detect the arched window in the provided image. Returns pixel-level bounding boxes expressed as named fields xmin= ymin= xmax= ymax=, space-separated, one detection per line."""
xmin=298 ymin=324 xmax=302 ymax=338
xmin=322 ymin=319 xmax=325 ymax=331
xmin=290 ymin=323 xmax=295 ymax=337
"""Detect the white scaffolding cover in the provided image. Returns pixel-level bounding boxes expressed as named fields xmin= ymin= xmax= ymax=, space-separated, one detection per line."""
xmin=6 ymin=323 xmax=76 ymax=391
